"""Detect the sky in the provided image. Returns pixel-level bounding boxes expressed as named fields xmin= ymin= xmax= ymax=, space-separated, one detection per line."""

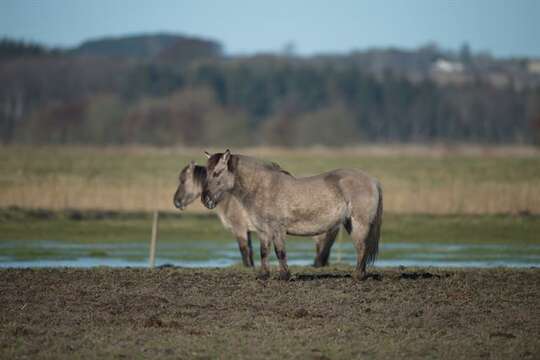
xmin=1 ymin=0 xmax=539 ymax=58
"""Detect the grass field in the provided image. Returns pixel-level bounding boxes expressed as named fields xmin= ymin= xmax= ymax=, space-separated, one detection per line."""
xmin=1 ymin=145 xmax=539 ymax=214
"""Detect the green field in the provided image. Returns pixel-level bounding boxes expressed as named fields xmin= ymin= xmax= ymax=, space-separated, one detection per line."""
xmin=1 ymin=208 xmax=539 ymax=245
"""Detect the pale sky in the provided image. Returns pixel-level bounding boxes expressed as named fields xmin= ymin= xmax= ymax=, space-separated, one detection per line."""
xmin=1 ymin=0 xmax=539 ymax=57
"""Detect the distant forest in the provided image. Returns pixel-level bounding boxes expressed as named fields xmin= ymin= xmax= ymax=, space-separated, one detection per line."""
xmin=1 ymin=34 xmax=540 ymax=146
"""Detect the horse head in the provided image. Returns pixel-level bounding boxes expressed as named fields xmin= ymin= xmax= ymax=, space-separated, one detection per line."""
xmin=173 ymin=161 xmax=206 ymax=210
xmin=202 ymin=149 xmax=237 ymax=209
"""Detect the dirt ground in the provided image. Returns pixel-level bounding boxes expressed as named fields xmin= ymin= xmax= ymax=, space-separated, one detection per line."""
xmin=1 ymin=266 xmax=538 ymax=359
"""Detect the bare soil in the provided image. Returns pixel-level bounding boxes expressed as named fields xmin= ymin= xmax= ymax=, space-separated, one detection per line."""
xmin=1 ymin=266 xmax=539 ymax=359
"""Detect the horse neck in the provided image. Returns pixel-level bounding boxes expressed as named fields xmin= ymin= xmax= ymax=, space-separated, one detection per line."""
xmin=231 ymin=158 xmax=270 ymax=197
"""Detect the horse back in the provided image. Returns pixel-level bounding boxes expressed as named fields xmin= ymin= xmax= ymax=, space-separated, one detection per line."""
xmin=284 ymin=168 xmax=380 ymax=217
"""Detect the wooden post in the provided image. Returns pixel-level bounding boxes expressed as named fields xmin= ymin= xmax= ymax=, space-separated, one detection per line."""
xmin=149 ymin=211 xmax=159 ymax=268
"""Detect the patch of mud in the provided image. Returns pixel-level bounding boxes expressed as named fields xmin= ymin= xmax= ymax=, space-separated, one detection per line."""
xmin=399 ymin=271 xmax=450 ymax=280
xmin=0 ymin=266 xmax=538 ymax=359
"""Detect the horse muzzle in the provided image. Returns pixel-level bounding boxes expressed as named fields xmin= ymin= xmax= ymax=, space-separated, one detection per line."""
xmin=173 ymin=198 xmax=185 ymax=210
xmin=202 ymin=191 xmax=218 ymax=209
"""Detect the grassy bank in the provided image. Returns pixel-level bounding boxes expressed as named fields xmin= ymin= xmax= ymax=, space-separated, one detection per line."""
xmin=1 ymin=208 xmax=539 ymax=245
xmin=1 ymin=145 xmax=539 ymax=214
xmin=1 ymin=267 xmax=538 ymax=359
xmin=2 ymin=208 xmax=539 ymax=266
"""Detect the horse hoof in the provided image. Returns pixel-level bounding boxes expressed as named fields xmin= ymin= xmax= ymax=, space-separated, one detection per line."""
xmin=256 ymin=271 xmax=270 ymax=281
xmin=352 ymin=271 xmax=368 ymax=281
xmin=278 ymin=271 xmax=291 ymax=281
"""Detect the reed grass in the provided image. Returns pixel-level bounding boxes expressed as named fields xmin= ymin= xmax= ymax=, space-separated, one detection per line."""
xmin=1 ymin=145 xmax=539 ymax=214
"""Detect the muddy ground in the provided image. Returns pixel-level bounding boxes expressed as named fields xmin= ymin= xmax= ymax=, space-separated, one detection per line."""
xmin=1 ymin=266 xmax=538 ymax=359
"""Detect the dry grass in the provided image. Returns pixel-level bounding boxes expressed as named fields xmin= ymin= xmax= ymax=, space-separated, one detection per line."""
xmin=3 ymin=178 xmax=539 ymax=214
xmin=1 ymin=145 xmax=539 ymax=214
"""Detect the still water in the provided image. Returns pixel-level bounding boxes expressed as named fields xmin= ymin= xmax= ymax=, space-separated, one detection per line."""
xmin=0 ymin=239 xmax=539 ymax=268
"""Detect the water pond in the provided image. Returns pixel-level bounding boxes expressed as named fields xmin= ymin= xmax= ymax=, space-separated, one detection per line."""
xmin=1 ymin=239 xmax=539 ymax=268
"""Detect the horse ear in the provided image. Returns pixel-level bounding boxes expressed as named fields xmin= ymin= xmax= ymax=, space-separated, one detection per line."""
xmin=188 ymin=160 xmax=196 ymax=169
xmin=204 ymin=151 xmax=211 ymax=159
xmin=221 ymin=149 xmax=231 ymax=163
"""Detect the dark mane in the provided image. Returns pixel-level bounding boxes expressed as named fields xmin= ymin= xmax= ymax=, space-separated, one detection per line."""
xmin=207 ymin=153 xmax=222 ymax=170
xmin=207 ymin=152 xmax=239 ymax=173
xmin=269 ymin=161 xmax=292 ymax=176
xmin=193 ymin=165 xmax=207 ymax=186
xmin=208 ymin=152 xmax=292 ymax=177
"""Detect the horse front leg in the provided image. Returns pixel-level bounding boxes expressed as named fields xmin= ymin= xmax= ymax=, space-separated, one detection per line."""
xmin=233 ymin=230 xmax=254 ymax=267
xmin=256 ymin=233 xmax=272 ymax=280
xmin=313 ymin=234 xmax=325 ymax=267
xmin=246 ymin=231 xmax=254 ymax=267
xmin=273 ymin=231 xmax=290 ymax=281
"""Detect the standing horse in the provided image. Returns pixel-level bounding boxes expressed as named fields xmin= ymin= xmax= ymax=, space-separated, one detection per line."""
xmin=173 ymin=161 xmax=339 ymax=268
xmin=201 ymin=150 xmax=383 ymax=281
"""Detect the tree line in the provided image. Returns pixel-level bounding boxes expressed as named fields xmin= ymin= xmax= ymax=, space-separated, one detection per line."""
xmin=1 ymin=36 xmax=540 ymax=146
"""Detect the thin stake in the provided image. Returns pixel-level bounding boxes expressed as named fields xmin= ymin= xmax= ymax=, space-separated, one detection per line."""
xmin=149 ymin=210 xmax=159 ymax=268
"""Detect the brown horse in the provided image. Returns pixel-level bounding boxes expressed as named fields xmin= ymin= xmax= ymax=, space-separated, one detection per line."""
xmin=173 ymin=161 xmax=339 ymax=267
xmin=202 ymin=150 xmax=382 ymax=281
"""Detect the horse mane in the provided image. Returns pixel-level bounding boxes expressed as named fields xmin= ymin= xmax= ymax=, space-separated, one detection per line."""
xmin=234 ymin=155 xmax=294 ymax=177
xmin=193 ymin=165 xmax=207 ymax=186
xmin=208 ymin=152 xmax=292 ymax=177
xmin=268 ymin=161 xmax=292 ymax=176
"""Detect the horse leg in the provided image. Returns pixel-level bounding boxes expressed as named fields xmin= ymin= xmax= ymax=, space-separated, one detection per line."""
xmin=247 ymin=231 xmax=254 ymax=267
xmin=313 ymin=226 xmax=339 ymax=267
xmin=313 ymin=234 xmax=325 ymax=267
xmin=256 ymin=232 xmax=272 ymax=280
xmin=346 ymin=218 xmax=371 ymax=281
xmin=231 ymin=224 xmax=253 ymax=267
xmin=234 ymin=232 xmax=253 ymax=267
xmin=273 ymin=231 xmax=290 ymax=281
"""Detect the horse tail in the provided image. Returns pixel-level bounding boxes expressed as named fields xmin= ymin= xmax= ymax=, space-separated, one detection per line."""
xmin=365 ymin=182 xmax=383 ymax=265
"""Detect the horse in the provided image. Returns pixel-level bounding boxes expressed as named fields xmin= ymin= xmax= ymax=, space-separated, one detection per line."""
xmin=201 ymin=150 xmax=383 ymax=281
xmin=173 ymin=160 xmax=340 ymax=268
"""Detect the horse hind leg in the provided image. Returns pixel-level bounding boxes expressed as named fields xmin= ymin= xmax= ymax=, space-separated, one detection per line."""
xmin=346 ymin=218 xmax=371 ymax=281
xmin=257 ymin=234 xmax=272 ymax=280
xmin=313 ymin=226 xmax=339 ymax=267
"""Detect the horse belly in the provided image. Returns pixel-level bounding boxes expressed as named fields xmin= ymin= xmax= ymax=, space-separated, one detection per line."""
xmin=286 ymin=203 xmax=347 ymax=236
